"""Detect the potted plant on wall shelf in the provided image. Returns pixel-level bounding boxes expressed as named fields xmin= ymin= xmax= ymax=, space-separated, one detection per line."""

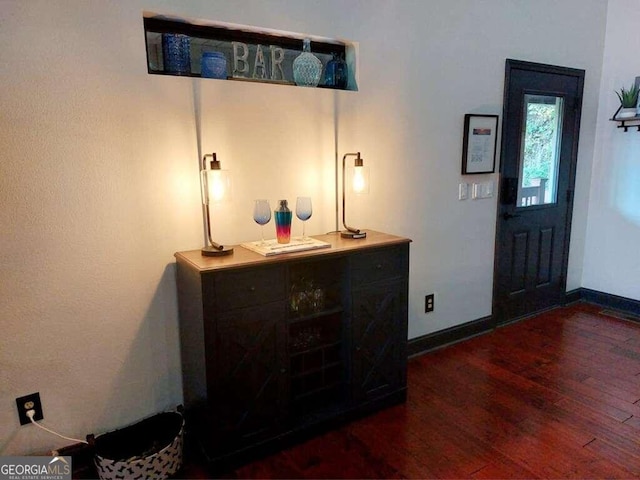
xmin=615 ymin=84 xmax=639 ymax=119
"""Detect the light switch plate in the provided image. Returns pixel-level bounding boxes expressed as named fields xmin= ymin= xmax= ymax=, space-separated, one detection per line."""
xmin=458 ymin=183 xmax=469 ymax=200
xmin=472 ymin=181 xmax=494 ymax=199
xmin=483 ymin=180 xmax=494 ymax=197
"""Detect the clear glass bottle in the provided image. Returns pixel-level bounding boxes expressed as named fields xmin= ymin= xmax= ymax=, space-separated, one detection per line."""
xmin=275 ymin=199 xmax=292 ymax=244
xmin=293 ymin=38 xmax=322 ymax=87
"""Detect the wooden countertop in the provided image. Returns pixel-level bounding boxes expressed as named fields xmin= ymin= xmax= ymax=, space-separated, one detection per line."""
xmin=175 ymin=230 xmax=411 ymax=272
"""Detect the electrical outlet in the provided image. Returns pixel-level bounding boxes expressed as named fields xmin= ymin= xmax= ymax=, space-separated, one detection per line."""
xmin=425 ymin=293 xmax=435 ymax=313
xmin=16 ymin=392 xmax=43 ymax=425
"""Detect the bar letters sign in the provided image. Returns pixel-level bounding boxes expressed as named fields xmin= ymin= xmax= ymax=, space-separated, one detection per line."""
xmin=232 ymin=42 xmax=286 ymax=81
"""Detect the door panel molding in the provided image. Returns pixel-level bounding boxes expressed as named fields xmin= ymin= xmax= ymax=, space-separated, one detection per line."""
xmin=536 ymin=227 xmax=554 ymax=287
xmin=510 ymin=231 xmax=529 ymax=294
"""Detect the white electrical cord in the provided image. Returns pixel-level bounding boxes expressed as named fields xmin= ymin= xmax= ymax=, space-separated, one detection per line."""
xmin=26 ymin=409 xmax=88 ymax=445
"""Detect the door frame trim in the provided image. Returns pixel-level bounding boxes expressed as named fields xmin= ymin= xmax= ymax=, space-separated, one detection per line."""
xmin=492 ymin=59 xmax=585 ymax=326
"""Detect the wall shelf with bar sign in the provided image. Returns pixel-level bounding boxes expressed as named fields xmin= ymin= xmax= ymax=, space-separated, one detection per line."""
xmin=143 ymin=15 xmax=357 ymax=91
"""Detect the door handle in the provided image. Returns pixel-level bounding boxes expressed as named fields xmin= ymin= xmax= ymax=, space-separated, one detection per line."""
xmin=502 ymin=212 xmax=521 ymax=220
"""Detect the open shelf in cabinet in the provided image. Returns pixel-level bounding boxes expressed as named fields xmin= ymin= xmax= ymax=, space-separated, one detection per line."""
xmin=288 ymin=257 xmax=345 ymax=319
xmin=289 ymin=311 xmax=346 ymax=416
xmin=288 ymin=306 xmax=343 ymax=325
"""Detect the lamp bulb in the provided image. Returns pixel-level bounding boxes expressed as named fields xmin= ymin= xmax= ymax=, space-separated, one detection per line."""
xmin=210 ymin=172 xmax=226 ymax=202
xmin=352 ymin=166 xmax=367 ymax=194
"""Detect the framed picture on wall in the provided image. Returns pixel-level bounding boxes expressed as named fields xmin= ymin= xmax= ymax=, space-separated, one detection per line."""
xmin=462 ymin=114 xmax=499 ymax=174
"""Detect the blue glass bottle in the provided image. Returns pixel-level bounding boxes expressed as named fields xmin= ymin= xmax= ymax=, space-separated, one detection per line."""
xmin=324 ymin=53 xmax=348 ymax=89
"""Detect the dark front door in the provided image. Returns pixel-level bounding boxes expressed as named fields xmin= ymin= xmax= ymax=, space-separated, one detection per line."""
xmin=494 ymin=60 xmax=584 ymax=325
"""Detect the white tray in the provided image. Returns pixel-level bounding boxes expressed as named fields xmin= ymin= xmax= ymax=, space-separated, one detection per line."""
xmin=241 ymin=238 xmax=331 ymax=256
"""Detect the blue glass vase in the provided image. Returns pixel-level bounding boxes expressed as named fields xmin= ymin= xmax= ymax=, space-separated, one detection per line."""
xmin=201 ymin=52 xmax=227 ymax=79
xmin=293 ymin=39 xmax=322 ymax=87
xmin=162 ymin=33 xmax=191 ymax=75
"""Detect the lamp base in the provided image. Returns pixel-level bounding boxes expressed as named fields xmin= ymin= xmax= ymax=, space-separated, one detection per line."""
xmin=340 ymin=230 xmax=367 ymax=239
xmin=201 ymin=245 xmax=234 ymax=257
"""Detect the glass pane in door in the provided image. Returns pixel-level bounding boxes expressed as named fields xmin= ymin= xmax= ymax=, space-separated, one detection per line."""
xmin=517 ymin=94 xmax=564 ymax=207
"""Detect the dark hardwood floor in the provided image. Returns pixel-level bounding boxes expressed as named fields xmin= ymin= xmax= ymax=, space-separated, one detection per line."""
xmin=181 ymin=302 xmax=640 ymax=479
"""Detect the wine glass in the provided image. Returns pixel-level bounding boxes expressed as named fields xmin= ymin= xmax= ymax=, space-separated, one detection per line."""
xmin=296 ymin=197 xmax=312 ymax=240
xmin=253 ymin=199 xmax=271 ymax=246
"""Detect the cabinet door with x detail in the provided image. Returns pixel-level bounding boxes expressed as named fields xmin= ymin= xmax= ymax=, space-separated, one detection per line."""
xmin=351 ymin=277 xmax=408 ymax=403
xmin=213 ymin=302 xmax=287 ymax=451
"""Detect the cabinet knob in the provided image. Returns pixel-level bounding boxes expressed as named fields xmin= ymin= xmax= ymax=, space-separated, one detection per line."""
xmin=376 ymin=264 xmax=383 ymax=270
xmin=280 ymin=368 xmax=287 ymax=374
xmin=356 ymin=345 xmax=361 ymax=352
xmin=249 ymin=286 xmax=256 ymax=292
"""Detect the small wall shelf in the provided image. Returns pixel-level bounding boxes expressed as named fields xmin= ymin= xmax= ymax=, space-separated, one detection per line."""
xmin=610 ymin=116 xmax=640 ymax=132
xmin=143 ymin=16 xmax=357 ymax=90
xmin=610 ymin=105 xmax=640 ymax=132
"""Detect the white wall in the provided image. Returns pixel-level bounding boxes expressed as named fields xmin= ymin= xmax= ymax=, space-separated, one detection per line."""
xmin=582 ymin=0 xmax=640 ymax=301
xmin=0 ymin=0 xmax=607 ymax=455
xmin=334 ymin=1 xmax=607 ymax=337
